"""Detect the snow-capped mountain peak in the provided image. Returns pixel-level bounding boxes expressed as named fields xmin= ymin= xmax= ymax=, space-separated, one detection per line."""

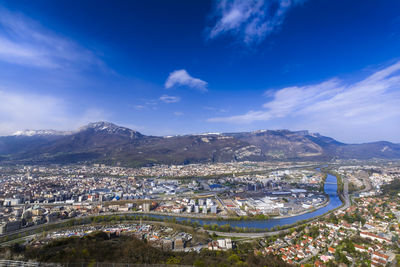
xmin=78 ymin=121 xmax=143 ymax=138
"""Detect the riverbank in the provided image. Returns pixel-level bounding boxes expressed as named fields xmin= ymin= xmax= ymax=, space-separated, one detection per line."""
xmin=128 ymin=197 xmax=330 ymax=221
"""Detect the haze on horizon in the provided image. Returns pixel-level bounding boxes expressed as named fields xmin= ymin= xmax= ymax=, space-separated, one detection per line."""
xmin=0 ymin=0 xmax=400 ymax=143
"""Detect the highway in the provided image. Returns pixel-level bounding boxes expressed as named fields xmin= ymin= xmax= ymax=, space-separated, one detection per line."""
xmin=341 ymin=175 xmax=350 ymax=210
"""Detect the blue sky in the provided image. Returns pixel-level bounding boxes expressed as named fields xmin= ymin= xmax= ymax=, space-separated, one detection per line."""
xmin=0 ymin=0 xmax=400 ymax=143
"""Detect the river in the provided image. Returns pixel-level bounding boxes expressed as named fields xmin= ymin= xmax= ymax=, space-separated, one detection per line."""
xmin=139 ymin=172 xmax=342 ymax=230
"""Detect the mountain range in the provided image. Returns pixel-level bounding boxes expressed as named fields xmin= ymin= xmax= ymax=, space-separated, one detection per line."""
xmin=0 ymin=121 xmax=399 ymax=166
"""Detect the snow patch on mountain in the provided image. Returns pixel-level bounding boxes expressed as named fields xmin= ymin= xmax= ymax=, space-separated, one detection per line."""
xmin=13 ymin=129 xmax=72 ymax=136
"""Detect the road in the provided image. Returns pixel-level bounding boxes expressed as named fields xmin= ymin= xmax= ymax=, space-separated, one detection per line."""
xmin=215 ymin=194 xmax=229 ymax=214
xmin=359 ymin=174 xmax=372 ymax=193
xmin=0 ymin=234 xmax=36 ymax=247
xmin=205 ymin=228 xmax=299 ymax=238
xmin=341 ymin=175 xmax=350 ymax=210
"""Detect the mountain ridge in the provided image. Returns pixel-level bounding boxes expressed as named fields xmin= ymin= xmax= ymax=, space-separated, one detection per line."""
xmin=1 ymin=121 xmax=399 ymax=166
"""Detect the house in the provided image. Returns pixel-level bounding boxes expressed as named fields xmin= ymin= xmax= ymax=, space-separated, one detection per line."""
xmin=371 ymin=258 xmax=388 ymax=267
xmin=314 ymin=260 xmax=326 ymax=267
xmin=354 ymin=244 xmax=368 ymax=253
xmin=360 ymin=232 xmax=391 ymax=244
xmin=372 ymin=251 xmax=389 ymax=266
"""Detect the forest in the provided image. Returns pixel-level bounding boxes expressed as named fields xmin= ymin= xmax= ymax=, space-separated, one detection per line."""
xmin=1 ymin=231 xmax=292 ymax=267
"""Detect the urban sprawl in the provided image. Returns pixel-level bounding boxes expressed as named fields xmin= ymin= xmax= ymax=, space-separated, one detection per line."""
xmin=0 ymin=160 xmax=399 ymax=266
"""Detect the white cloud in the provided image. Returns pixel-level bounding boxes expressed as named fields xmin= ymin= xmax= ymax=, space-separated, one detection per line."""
xmin=0 ymin=7 xmax=116 ymax=135
xmin=0 ymin=7 xmax=104 ymax=69
xmin=165 ymin=69 xmax=208 ymax=92
xmin=159 ymin=94 xmax=181 ymax=103
xmin=0 ymin=88 xmax=107 ymax=135
xmin=173 ymin=111 xmax=184 ymax=116
xmin=208 ymin=0 xmax=306 ymax=45
xmin=208 ymin=61 xmax=400 ymax=143
xmin=204 ymin=106 xmax=228 ymax=113
xmin=133 ymin=105 xmax=146 ymax=111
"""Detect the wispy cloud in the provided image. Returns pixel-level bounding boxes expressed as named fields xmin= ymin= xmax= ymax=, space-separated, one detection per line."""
xmin=165 ymin=69 xmax=208 ymax=92
xmin=132 ymin=96 xmax=181 ymax=111
xmin=0 ymin=7 xmax=104 ymax=69
xmin=204 ymin=106 xmax=228 ymax=113
xmin=208 ymin=61 xmax=400 ymax=142
xmin=0 ymin=88 xmax=107 ymax=135
xmin=132 ymin=105 xmax=146 ymax=111
xmin=0 ymin=6 xmax=115 ymax=135
xmin=207 ymin=0 xmax=306 ymax=45
xmin=159 ymin=94 xmax=181 ymax=103
xmin=173 ymin=111 xmax=184 ymax=116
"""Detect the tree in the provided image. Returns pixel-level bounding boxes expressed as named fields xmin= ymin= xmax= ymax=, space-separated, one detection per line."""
xmin=166 ymin=256 xmax=181 ymax=264
xmin=193 ymin=259 xmax=206 ymax=267
xmin=228 ymin=253 xmax=240 ymax=264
